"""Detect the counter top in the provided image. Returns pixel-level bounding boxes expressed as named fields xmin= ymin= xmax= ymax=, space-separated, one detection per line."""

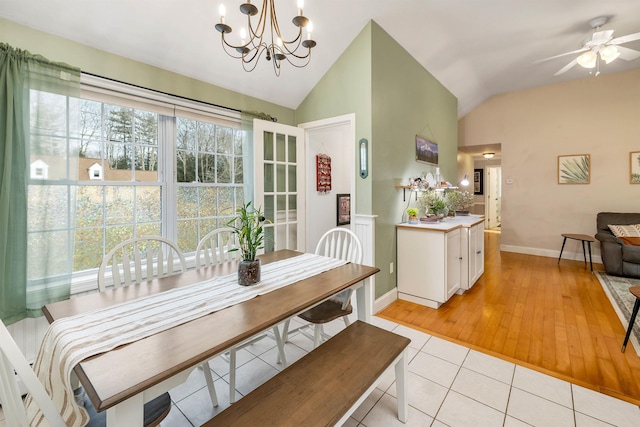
xmin=396 ymin=215 xmax=484 ymax=232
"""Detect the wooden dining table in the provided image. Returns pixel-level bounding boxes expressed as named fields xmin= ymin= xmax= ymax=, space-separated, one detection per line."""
xmin=42 ymin=249 xmax=379 ymax=426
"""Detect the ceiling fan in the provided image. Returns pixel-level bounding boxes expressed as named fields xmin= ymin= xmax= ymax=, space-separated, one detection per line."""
xmin=537 ymin=17 xmax=640 ymax=76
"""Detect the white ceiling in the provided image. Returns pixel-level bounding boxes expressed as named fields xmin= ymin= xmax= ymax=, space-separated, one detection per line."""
xmin=2 ymin=0 xmax=640 ymax=118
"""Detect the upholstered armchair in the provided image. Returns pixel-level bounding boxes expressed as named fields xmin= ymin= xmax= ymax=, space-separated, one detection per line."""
xmin=595 ymin=212 xmax=640 ymax=278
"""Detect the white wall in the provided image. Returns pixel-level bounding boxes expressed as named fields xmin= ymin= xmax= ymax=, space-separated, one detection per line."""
xmin=459 ymin=69 xmax=640 ymax=259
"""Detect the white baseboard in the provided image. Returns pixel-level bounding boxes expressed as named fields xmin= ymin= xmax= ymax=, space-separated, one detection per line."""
xmin=374 ymin=287 xmax=398 ymax=314
xmin=500 ymin=244 xmax=602 ymax=265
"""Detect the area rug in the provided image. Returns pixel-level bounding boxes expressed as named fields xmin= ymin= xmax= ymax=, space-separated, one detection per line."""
xmin=595 ymin=272 xmax=640 ymax=356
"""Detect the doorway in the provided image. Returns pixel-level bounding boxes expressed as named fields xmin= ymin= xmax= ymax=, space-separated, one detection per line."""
xmin=486 ymin=166 xmax=501 ymax=230
xmin=298 ymin=114 xmax=356 ymax=252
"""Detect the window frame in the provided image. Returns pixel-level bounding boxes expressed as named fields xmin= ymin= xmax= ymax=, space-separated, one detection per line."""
xmin=27 ymin=75 xmax=245 ymax=295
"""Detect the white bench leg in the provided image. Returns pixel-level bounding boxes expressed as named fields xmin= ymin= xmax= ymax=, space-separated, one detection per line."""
xmin=395 ymin=349 xmax=408 ymax=423
xmin=229 ymin=349 xmax=237 ymax=404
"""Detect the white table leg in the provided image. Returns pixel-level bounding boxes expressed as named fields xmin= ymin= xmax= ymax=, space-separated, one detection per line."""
xmin=106 ymin=393 xmax=143 ymax=427
xmin=395 ymin=349 xmax=408 ymax=423
xmin=356 ymin=277 xmax=373 ymax=323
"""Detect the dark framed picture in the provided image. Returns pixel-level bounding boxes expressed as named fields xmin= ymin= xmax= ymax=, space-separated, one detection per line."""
xmin=336 ymin=193 xmax=351 ymax=226
xmin=415 ymin=135 xmax=438 ymax=165
xmin=474 ymin=169 xmax=483 ymax=195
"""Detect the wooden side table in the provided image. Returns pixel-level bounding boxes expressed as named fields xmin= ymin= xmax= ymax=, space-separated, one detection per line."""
xmin=558 ymin=233 xmax=595 ymax=272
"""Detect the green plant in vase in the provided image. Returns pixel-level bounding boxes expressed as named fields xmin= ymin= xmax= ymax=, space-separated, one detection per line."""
xmin=420 ymin=189 xmax=449 ymax=219
xmin=227 ymin=201 xmax=266 ymax=285
xmin=448 ymin=190 xmax=474 ymax=215
xmin=407 ymin=207 xmax=420 ymax=224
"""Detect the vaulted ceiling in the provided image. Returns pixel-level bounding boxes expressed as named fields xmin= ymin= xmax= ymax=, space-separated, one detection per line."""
xmin=2 ymin=0 xmax=640 ymax=118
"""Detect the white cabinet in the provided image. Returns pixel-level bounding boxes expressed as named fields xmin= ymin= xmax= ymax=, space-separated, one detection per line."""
xmin=397 ymin=216 xmax=484 ymax=309
xmin=460 ymin=222 xmax=485 ymax=290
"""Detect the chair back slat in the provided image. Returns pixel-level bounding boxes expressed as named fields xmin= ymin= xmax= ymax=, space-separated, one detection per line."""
xmin=196 ymin=228 xmax=240 ymax=268
xmin=98 ymin=236 xmax=186 ymax=291
xmin=314 ymin=228 xmax=364 ymax=309
xmin=0 ymin=320 xmax=66 ymax=427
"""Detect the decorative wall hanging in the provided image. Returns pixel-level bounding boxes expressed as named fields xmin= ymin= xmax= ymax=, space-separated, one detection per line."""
xmin=631 ymin=151 xmax=640 ymax=184
xmin=316 ymin=153 xmax=332 ymax=193
xmin=337 ymin=194 xmax=351 ymax=226
xmin=415 ymin=135 xmax=438 ymax=165
xmin=474 ymin=169 xmax=483 ymax=195
xmin=558 ymin=154 xmax=590 ymax=184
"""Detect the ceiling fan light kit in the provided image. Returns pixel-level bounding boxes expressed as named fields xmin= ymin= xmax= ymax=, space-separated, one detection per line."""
xmin=215 ymin=0 xmax=317 ymax=76
xmin=538 ymin=16 xmax=640 ymax=76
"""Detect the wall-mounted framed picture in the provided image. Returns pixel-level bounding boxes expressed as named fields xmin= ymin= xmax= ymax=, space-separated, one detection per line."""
xmin=473 ymin=168 xmax=483 ymax=195
xmin=631 ymin=151 xmax=640 ymax=184
xmin=336 ymin=193 xmax=351 ymax=226
xmin=558 ymin=154 xmax=590 ymax=184
xmin=415 ymin=135 xmax=438 ymax=165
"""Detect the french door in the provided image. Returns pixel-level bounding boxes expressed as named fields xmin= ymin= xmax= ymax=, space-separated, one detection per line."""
xmin=253 ymin=119 xmax=305 ymax=253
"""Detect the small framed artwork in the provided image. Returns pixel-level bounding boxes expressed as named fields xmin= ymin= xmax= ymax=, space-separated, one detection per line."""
xmin=336 ymin=193 xmax=351 ymax=226
xmin=415 ymin=135 xmax=438 ymax=165
xmin=631 ymin=151 xmax=640 ymax=184
xmin=558 ymin=154 xmax=590 ymax=184
xmin=473 ymin=169 xmax=483 ymax=195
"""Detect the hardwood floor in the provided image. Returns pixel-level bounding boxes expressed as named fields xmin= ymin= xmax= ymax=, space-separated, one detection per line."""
xmin=378 ymin=231 xmax=640 ymax=405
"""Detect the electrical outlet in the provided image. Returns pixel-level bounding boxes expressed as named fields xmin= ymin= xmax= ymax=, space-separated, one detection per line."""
xmin=390 ymin=262 xmax=394 ymax=274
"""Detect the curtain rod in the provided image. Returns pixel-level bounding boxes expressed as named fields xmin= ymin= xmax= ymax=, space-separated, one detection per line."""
xmin=82 ymin=71 xmax=241 ymax=114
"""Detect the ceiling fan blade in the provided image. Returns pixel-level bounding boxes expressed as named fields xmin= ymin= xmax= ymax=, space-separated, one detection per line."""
xmin=610 ymin=31 xmax=640 ymax=45
xmin=554 ymin=58 xmax=578 ymax=76
xmin=591 ymin=30 xmax=614 ymax=44
xmin=534 ymin=48 xmax=587 ymax=64
xmin=617 ymin=45 xmax=640 ymax=61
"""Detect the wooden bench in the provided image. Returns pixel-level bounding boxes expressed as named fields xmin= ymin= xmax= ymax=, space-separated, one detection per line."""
xmin=203 ymin=320 xmax=411 ymax=426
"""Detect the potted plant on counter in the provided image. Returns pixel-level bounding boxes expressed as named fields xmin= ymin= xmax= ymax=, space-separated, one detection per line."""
xmin=407 ymin=207 xmax=420 ymax=224
xmin=227 ymin=201 xmax=266 ymax=286
xmin=447 ymin=190 xmax=475 ymax=216
xmin=420 ymin=189 xmax=449 ymax=222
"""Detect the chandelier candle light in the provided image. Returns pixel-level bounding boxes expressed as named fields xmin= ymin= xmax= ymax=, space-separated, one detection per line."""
xmin=215 ymin=0 xmax=316 ymax=75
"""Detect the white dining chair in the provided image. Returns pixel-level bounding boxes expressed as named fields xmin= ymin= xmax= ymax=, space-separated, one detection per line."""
xmin=97 ymin=236 xmax=218 ymax=408
xmin=195 ymin=227 xmax=240 ymax=268
xmin=282 ymin=227 xmax=364 ymax=348
xmin=0 ymin=319 xmax=171 ymax=427
xmin=97 ymin=235 xmax=187 ymax=291
xmin=195 ymin=228 xmax=287 ymax=403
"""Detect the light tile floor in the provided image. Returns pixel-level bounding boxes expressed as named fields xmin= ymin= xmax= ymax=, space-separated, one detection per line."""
xmin=3 ymin=316 xmax=640 ymax=427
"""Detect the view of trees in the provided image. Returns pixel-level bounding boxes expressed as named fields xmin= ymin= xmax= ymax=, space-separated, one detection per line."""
xmin=28 ymin=92 xmax=246 ymax=277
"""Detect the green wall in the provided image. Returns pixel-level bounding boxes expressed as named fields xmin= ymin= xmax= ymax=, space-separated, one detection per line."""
xmin=296 ymin=21 xmax=457 ymax=299
xmin=295 ymin=22 xmax=373 ymax=214
xmin=0 ymin=18 xmax=295 ymax=124
xmin=370 ymin=22 xmax=458 ymax=298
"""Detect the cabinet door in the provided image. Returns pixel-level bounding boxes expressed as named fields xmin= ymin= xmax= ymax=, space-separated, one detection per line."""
xmin=468 ymin=225 xmax=478 ymax=286
xmin=459 ymin=228 xmax=470 ymax=289
xmin=446 ymin=229 xmax=461 ymax=298
xmin=474 ymin=222 xmax=485 ymax=280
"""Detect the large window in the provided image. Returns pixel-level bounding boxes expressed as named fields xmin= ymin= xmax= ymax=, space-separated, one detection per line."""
xmin=27 ymin=83 xmax=247 ymax=291
xmin=175 ymin=117 xmax=245 ymax=252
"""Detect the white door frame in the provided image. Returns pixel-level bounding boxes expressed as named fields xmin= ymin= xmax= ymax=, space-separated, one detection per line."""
xmin=298 ymin=114 xmax=356 ymax=252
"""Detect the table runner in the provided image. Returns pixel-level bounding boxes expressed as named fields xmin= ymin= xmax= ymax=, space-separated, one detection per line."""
xmin=26 ymin=253 xmax=347 ymax=426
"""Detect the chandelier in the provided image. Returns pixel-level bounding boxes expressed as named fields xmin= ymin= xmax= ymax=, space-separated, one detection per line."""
xmin=215 ymin=0 xmax=316 ymax=75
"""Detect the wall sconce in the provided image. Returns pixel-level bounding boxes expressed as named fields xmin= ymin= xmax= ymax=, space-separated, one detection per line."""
xmin=460 ymin=174 xmax=469 ymax=186
xmin=359 ymin=138 xmax=368 ymax=179
xmin=483 ymin=153 xmax=495 ymax=159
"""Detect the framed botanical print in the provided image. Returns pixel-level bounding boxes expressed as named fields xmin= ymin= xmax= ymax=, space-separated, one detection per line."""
xmin=558 ymin=154 xmax=590 ymax=184
xmin=631 ymin=151 xmax=640 ymax=184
